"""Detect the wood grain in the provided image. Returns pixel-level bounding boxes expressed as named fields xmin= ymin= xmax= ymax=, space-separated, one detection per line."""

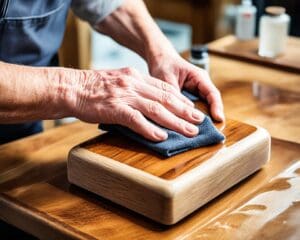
xmin=68 ymin=113 xmax=270 ymax=224
xmin=187 ymin=161 xmax=300 ymax=240
xmin=182 ymin=49 xmax=300 ymax=144
xmin=0 ymin=127 xmax=299 ymax=239
xmin=208 ymin=35 xmax=300 ymax=73
xmin=0 ymin=47 xmax=299 ymax=238
xmin=209 ymin=56 xmax=300 ymax=144
xmin=81 ymin=119 xmax=256 ymax=180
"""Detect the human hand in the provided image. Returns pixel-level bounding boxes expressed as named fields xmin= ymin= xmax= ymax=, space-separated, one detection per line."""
xmin=68 ymin=67 xmax=205 ymax=142
xmin=148 ymin=52 xmax=224 ymax=122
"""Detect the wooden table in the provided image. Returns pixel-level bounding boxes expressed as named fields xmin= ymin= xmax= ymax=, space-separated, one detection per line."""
xmin=1 ymin=49 xmax=300 ymax=239
xmin=0 ymin=123 xmax=299 ymax=239
xmin=208 ymin=35 xmax=300 ymax=73
xmin=210 ymin=55 xmax=300 ymax=144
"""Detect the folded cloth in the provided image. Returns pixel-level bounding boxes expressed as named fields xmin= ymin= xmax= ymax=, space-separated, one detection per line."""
xmin=99 ymin=91 xmax=225 ymax=157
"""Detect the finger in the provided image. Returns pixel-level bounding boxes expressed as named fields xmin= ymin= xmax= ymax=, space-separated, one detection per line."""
xmin=134 ymin=97 xmax=199 ymax=138
xmin=195 ymin=71 xmax=224 ymax=121
xmin=118 ymin=105 xmax=168 ymax=142
xmin=145 ymin=76 xmax=195 ymax=107
xmin=134 ymin=81 xmax=205 ymax=124
xmin=205 ymin=89 xmax=224 ymax=122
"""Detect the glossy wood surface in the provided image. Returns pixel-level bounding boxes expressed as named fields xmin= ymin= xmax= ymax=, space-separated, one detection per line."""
xmin=0 ymin=126 xmax=299 ymax=239
xmin=208 ymin=35 xmax=300 ymax=73
xmin=1 ymin=46 xmax=300 ymax=238
xmin=68 ymin=117 xmax=268 ymax=224
xmin=82 ymin=118 xmax=256 ymax=180
xmin=210 ymin=56 xmax=300 ymax=144
xmin=182 ymin=49 xmax=300 ymax=144
xmin=184 ymin=160 xmax=300 ymax=240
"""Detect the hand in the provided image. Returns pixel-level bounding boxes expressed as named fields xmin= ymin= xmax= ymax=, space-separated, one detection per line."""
xmin=68 ymin=67 xmax=205 ymax=142
xmin=148 ymin=52 xmax=224 ymax=122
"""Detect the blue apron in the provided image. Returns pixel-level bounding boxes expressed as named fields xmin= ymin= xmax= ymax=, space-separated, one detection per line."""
xmin=0 ymin=0 xmax=71 ymax=144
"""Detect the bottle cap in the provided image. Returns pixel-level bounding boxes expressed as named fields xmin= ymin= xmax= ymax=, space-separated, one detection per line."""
xmin=191 ymin=45 xmax=208 ymax=59
xmin=242 ymin=0 xmax=252 ymax=6
xmin=265 ymin=6 xmax=286 ymax=16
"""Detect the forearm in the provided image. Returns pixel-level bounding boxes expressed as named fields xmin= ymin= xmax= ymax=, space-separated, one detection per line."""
xmin=95 ymin=0 xmax=178 ymax=64
xmin=95 ymin=0 xmax=224 ymax=122
xmin=0 ymin=61 xmax=75 ymax=123
xmin=0 ymin=60 xmax=206 ymax=141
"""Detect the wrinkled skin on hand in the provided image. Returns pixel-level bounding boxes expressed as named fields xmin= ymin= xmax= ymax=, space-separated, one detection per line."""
xmin=71 ymin=67 xmax=205 ymax=142
xmin=149 ymin=52 xmax=224 ymax=122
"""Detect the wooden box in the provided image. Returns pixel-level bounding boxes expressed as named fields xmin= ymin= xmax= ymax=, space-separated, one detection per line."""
xmin=68 ymin=114 xmax=270 ymax=225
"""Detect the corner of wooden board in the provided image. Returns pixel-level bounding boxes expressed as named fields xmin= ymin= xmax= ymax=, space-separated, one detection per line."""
xmin=67 ymin=145 xmax=177 ymax=224
xmin=168 ymin=126 xmax=271 ymax=223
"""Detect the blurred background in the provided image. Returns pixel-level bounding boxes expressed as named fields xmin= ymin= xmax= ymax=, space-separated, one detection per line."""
xmin=46 ymin=0 xmax=299 ymax=128
xmin=59 ymin=0 xmax=299 ymax=70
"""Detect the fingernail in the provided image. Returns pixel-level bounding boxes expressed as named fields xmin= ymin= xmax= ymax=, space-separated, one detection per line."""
xmin=192 ymin=110 xmax=204 ymax=122
xmin=217 ymin=110 xmax=225 ymax=121
xmin=185 ymin=124 xmax=199 ymax=135
xmin=155 ymin=130 xmax=168 ymax=140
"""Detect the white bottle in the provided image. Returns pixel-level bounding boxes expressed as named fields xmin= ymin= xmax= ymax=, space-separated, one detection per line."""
xmin=235 ymin=0 xmax=257 ymax=40
xmin=258 ymin=6 xmax=290 ymax=58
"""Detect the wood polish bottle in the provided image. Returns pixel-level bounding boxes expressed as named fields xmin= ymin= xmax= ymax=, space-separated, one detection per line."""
xmin=258 ymin=6 xmax=290 ymax=58
xmin=189 ymin=45 xmax=209 ymax=72
xmin=235 ymin=0 xmax=257 ymax=40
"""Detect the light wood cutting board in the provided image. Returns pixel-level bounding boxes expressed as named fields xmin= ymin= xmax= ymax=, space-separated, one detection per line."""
xmin=68 ymin=102 xmax=270 ymax=225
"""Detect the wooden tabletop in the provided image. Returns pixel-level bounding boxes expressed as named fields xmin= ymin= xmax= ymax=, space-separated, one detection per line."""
xmin=1 ymin=42 xmax=300 ymax=239
xmin=0 ymin=123 xmax=299 ymax=239
xmin=209 ymin=53 xmax=299 ymax=144
xmin=208 ymin=35 xmax=300 ymax=73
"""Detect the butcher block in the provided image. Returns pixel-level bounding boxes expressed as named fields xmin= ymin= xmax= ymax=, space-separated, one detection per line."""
xmin=67 ymin=102 xmax=270 ymax=225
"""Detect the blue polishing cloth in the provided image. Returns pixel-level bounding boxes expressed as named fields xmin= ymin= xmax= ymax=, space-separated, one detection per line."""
xmin=99 ymin=91 xmax=225 ymax=157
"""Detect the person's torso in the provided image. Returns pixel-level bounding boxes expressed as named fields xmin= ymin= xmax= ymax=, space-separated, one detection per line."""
xmin=0 ymin=0 xmax=72 ymax=66
xmin=0 ymin=0 xmax=72 ymax=144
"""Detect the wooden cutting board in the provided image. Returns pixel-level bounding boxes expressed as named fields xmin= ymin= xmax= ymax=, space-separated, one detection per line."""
xmin=208 ymin=35 xmax=300 ymax=73
xmin=68 ymin=102 xmax=270 ymax=225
